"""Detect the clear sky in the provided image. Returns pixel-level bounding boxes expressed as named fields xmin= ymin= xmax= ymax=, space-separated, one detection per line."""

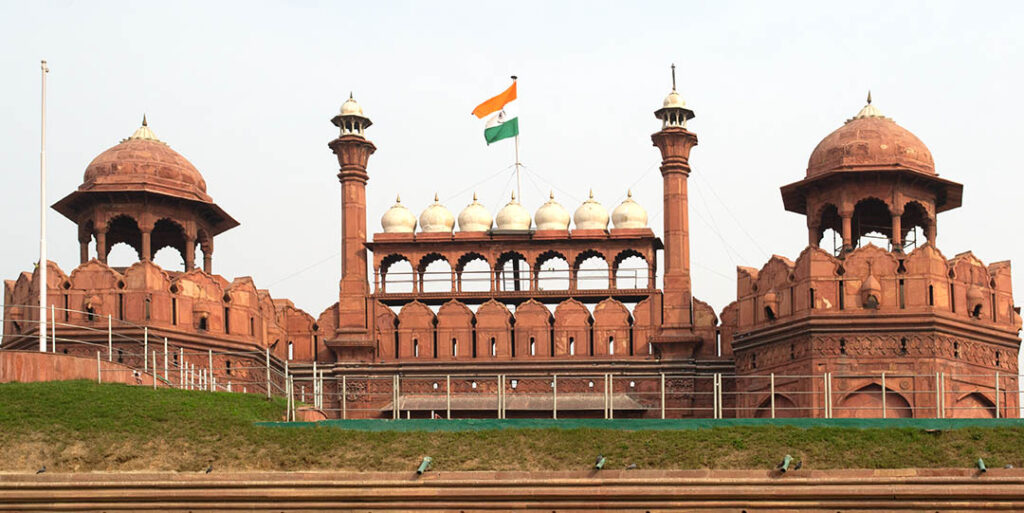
xmin=1 ymin=1 xmax=1022 ymax=325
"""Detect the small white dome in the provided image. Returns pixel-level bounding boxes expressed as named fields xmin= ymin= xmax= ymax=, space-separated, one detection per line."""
xmin=419 ymin=193 xmax=455 ymax=233
xmin=573 ymin=189 xmax=609 ymax=230
xmin=381 ymin=195 xmax=416 ymax=233
xmin=495 ymin=192 xmax=532 ymax=230
xmin=611 ymin=190 xmax=648 ymax=229
xmin=534 ymin=191 xmax=570 ymax=230
xmin=663 ymin=90 xmax=686 ymax=109
xmin=457 ymin=193 xmax=493 ymax=232
xmin=340 ymin=93 xmax=364 ymax=116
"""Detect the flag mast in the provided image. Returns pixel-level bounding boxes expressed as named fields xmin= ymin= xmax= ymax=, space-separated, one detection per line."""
xmin=39 ymin=59 xmax=49 ymax=353
xmin=511 ymin=75 xmax=521 ymax=202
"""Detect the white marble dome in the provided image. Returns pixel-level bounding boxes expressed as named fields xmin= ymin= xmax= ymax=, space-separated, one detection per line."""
xmin=495 ymin=192 xmax=532 ymax=230
xmin=340 ymin=93 xmax=364 ymax=116
xmin=457 ymin=193 xmax=492 ymax=232
xmin=573 ymin=190 xmax=609 ymax=230
xmin=419 ymin=193 xmax=455 ymax=233
xmin=611 ymin=190 xmax=648 ymax=229
xmin=663 ymin=90 xmax=686 ymax=109
xmin=534 ymin=191 xmax=570 ymax=230
xmin=381 ymin=195 xmax=416 ymax=233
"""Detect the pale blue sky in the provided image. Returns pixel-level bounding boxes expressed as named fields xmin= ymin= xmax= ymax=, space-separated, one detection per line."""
xmin=1 ymin=1 xmax=1022 ymax=322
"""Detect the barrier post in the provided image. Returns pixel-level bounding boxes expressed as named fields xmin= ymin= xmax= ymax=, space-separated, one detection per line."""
xmin=50 ymin=305 xmax=56 ymax=352
xmin=552 ymin=374 xmax=558 ymax=420
xmin=711 ymin=374 xmax=718 ymax=419
xmin=445 ymin=375 xmax=451 ymax=420
xmin=660 ymin=372 xmax=666 ymax=419
xmin=152 ymin=351 xmax=157 ymax=390
xmin=312 ymin=361 xmax=317 ymax=408
xmin=107 ymin=314 xmax=112 ymax=361
xmin=935 ymin=372 xmax=941 ymax=418
xmin=208 ymin=349 xmax=213 ymax=389
xmin=342 ymin=375 xmax=347 ymax=419
xmin=881 ymin=371 xmax=887 ymax=419
xmin=163 ymin=338 xmax=168 ymax=381
xmin=995 ymin=371 xmax=1001 ymax=419
xmin=609 ymin=374 xmax=614 ymax=420
xmin=179 ymin=347 xmax=184 ymax=388
xmin=96 ymin=351 xmax=101 ymax=383
xmin=143 ymin=327 xmax=148 ymax=372
xmin=265 ymin=347 xmax=271 ymax=399
xmin=770 ymin=373 xmax=776 ymax=419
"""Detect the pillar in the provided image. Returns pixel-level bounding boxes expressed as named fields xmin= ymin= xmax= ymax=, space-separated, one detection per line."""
xmin=141 ymin=228 xmax=152 ymax=262
xmin=840 ymin=212 xmax=853 ymax=252
xmin=184 ymin=236 xmax=195 ymax=270
xmin=329 ymin=115 xmax=376 ymax=339
xmin=96 ymin=231 xmax=108 ymax=263
xmin=652 ymin=124 xmax=698 ymax=329
xmin=79 ymin=240 xmax=89 ymax=264
xmin=926 ymin=220 xmax=937 ymax=246
xmin=891 ymin=214 xmax=903 ymax=252
xmin=807 ymin=223 xmax=820 ymax=248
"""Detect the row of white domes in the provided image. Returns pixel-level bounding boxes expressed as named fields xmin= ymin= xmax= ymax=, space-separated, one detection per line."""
xmin=381 ymin=190 xmax=648 ymax=233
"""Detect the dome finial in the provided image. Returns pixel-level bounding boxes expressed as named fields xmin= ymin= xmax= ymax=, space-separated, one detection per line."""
xmin=670 ymin=63 xmax=677 ymax=92
xmin=589 ymin=188 xmax=594 ymax=199
xmin=142 ymin=114 xmax=147 ymax=127
xmin=434 ymin=192 xmax=439 ymax=202
xmin=867 ymin=90 xmax=872 ymax=104
xmin=627 ymin=189 xmax=633 ymax=198
xmin=395 ymin=194 xmax=401 ymax=203
xmin=549 ymin=190 xmax=554 ymax=200
xmin=473 ymin=191 xmax=478 ymax=201
xmin=349 ymin=91 xmax=353 ymax=100
xmin=511 ymin=191 xmax=516 ymax=201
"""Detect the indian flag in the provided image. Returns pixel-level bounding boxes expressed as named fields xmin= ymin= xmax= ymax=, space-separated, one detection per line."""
xmin=472 ymin=80 xmax=519 ymax=145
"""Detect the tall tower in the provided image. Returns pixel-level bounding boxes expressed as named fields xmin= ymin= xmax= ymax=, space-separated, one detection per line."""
xmin=651 ymin=66 xmax=698 ymax=337
xmin=328 ymin=95 xmax=376 ymax=349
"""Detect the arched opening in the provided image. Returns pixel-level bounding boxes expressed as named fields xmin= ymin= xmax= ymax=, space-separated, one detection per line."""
xmin=381 ymin=255 xmax=414 ymax=293
xmin=497 ymin=252 xmax=530 ymax=292
xmin=105 ymin=215 xmax=142 ymax=266
xmin=419 ymin=254 xmax=453 ymax=293
xmin=287 ymin=341 xmax=294 ymax=360
xmin=819 ymin=229 xmax=842 ymax=256
xmin=151 ymin=218 xmax=187 ymax=267
xmin=754 ymin=394 xmax=800 ymax=418
xmin=816 ymin=204 xmax=842 ymax=256
xmin=456 ymin=253 xmax=490 ymax=292
xmin=852 ymin=198 xmax=893 ymax=250
xmin=536 ymin=251 xmax=570 ymax=290
xmin=153 ymin=246 xmax=184 ymax=270
xmin=575 ymin=251 xmax=609 ymax=290
xmin=900 ymin=201 xmax=930 ymax=250
xmin=614 ymin=252 xmax=649 ymax=289
xmin=836 ymin=384 xmax=912 ymax=418
xmin=952 ymin=392 xmax=997 ymax=418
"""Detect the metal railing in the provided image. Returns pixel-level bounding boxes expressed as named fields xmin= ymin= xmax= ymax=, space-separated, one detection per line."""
xmin=375 ymin=266 xmax=652 ymax=294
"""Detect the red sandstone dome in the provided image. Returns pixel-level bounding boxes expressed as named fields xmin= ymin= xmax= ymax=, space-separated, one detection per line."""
xmin=80 ymin=118 xmax=210 ymax=202
xmin=806 ymin=101 xmax=934 ymax=178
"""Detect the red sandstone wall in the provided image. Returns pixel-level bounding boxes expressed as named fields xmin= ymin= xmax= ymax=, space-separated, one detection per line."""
xmin=0 ymin=350 xmax=156 ymax=386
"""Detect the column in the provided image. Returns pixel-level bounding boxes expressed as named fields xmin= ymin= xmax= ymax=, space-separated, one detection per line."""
xmin=79 ymin=240 xmax=89 ymax=264
xmin=807 ymin=223 xmax=820 ymax=248
xmin=926 ymin=220 xmax=937 ymax=246
xmin=184 ymin=236 xmax=195 ymax=269
xmin=141 ymin=228 xmax=152 ymax=261
xmin=840 ymin=212 xmax=853 ymax=252
xmin=97 ymin=231 xmax=108 ymax=263
xmin=891 ymin=214 xmax=902 ymax=252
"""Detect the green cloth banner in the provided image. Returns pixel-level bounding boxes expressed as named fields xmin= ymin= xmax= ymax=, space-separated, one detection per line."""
xmin=485 ymin=116 xmax=519 ymax=145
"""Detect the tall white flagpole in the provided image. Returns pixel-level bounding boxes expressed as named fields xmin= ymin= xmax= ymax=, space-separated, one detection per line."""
xmin=39 ymin=59 xmax=49 ymax=353
xmin=511 ymin=75 xmax=521 ymax=202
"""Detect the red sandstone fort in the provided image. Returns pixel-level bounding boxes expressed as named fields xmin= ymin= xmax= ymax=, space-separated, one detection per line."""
xmin=2 ymin=78 xmax=1020 ymax=419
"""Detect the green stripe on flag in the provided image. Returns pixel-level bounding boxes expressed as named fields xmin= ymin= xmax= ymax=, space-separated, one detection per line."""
xmin=484 ymin=117 xmax=519 ymax=145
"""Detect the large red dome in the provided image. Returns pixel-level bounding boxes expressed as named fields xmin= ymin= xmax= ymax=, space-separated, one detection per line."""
xmin=81 ymin=121 xmax=209 ymax=202
xmin=806 ymin=112 xmax=934 ymax=178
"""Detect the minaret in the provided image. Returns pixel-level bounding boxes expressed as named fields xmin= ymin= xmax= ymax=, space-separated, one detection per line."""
xmin=651 ymin=65 xmax=697 ymax=333
xmin=329 ymin=94 xmax=376 ymax=345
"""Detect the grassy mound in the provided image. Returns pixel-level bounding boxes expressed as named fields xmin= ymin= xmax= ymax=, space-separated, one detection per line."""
xmin=1 ymin=380 xmax=1021 ymax=473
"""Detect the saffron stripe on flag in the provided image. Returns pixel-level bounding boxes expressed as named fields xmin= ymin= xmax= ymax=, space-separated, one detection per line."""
xmin=472 ymin=82 xmax=517 ymax=119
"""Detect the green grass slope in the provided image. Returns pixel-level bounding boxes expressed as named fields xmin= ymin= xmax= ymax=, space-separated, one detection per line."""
xmin=1 ymin=380 xmax=1021 ymax=473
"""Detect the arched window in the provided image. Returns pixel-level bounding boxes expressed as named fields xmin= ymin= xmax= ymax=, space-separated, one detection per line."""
xmin=569 ymin=337 xmax=576 ymax=356
xmin=287 ymin=341 xmax=294 ymax=360
xmin=529 ymin=337 xmax=536 ymax=356
xmin=381 ymin=256 xmax=414 ymax=293
xmin=414 ymin=338 xmax=419 ymax=358
xmin=452 ymin=338 xmax=457 ymax=357
xmin=536 ymin=252 xmax=570 ymax=290
xmin=608 ymin=336 xmax=615 ymax=355
xmin=490 ymin=337 xmax=496 ymax=357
